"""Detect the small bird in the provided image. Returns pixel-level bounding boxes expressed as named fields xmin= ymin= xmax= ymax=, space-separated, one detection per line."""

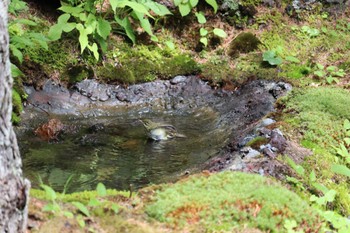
xmin=140 ymin=119 xmax=186 ymax=141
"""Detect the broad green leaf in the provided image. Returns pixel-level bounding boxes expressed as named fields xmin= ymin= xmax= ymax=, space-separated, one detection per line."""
xmin=96 ymin=183 xmax=107 ymax=197
xmin=213 ymin=28 xmax=227 ymax=38
xmin=72 ymin=201 xmax=90 ymax=217
xmin=190 ymin=0 xmax=199 ymax=7
xmin=195 ymin=12 xmax=206 ymax=24
xmin=151 ymin=35 xmax=158 ymax=42
xmin=57 ymin=13 xmax=71 ymax=25
xmin=14 ymin=18 xmax=37 ymax=26
xmin=97 ymin=18 xmax=111 ymax=40
xmin=79 ymin=13 xmax=87 ymax=21
xmin=111 ymin=203 xmax=120 ymax=214
xmin=88 ymin=43 xmax=99 ymax=60
xmin=62 ymin=22 xmax=76 ymax=33
xmin=345 ymin=119 xmax=350 ymax=130
xmin=47 ymin=24 xmax=63 ymax=41
xmin=95 ymin=35 xmax=108 ymax=53
xmin=134 ymin=12 xmax=153 ymax=35
xmin=312 ymin=182 xmax=329 ymax=194
xmin=10 ymin=44 xmax=23 ymax=63
xmin=86 ymin=13 xmax=97 ymax=31
xmin=200 ymin=37 xmax=208 ymax=46
xmin=314 ymin=70 xmax=326 ymax=78
xmin=43 ymin=203 xmax=61 ymax=212
xmin=116 ymin=16 xmax=136 ymax=44
xmin=174 ymin=0 xmax=182 ymax=6
xmin=316 ymin=63 xmax=324 ymax=70
xmin=326 ymin=76 xmax=334 ymax=84
xmin=285 ymin=157 xmax=304 ymax=176
xmin=205 ymin=0 xmax=218 ymax=13
xmin=58 ymin=5 xmax=84 ymax=15
xmin=143 ymin=1 xmax=171 ymax=16
xmin=326 ymin=66 xmax=337 ymax=72
xmin=41 ymin=184 xmax=57 ymax=201
xmin=77 ymin=25 xmax=89 ymax=53
xmin=200 ymin=28 xmax=208 ymax=36
xmin=116 ymin=1 xmax=152 ymax=18
xmin=332 ymin=164 xmax=350 ymax=177
xmin=285 ymin=56 xmax=300 ymax=63
xmin=179 ymin=3 xmax=191 ymax=16
xmin=88 ymin=197 xmax=101 ymax=207
xmin=11 ymin=35 xmax=34 ymax=47
xmin=109 ymin=0 xmax=119 ymax=12
xmin=11 ymin=63 xmax=23 ymax=78
xmin=263 ymin=50 xmax=282 ymax=66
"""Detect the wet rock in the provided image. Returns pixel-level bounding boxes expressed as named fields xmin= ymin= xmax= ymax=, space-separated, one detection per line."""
xmin=170 ymin=75 xmax=187 ymax=84
xmin=269 ymin=82 xmax=292 ymax=98
xmin=226 ymin=156 xmax=245 ymax=171
xmin=269 ymin=129 xmax=287 ymax=152
xmin=241 ymin=147 xmax=261 ymax=160
xmin=74 ymin=79 xmax=112 ymax=102
xmin=260 ymin=118 xmax=276 ymax=127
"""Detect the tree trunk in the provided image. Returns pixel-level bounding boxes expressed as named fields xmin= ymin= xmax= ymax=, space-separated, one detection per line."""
xmin=0 ymin=0 xmax=30 ymax=232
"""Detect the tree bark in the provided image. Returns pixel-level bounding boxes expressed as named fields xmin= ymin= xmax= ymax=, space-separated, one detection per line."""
xmin=0 ymin=0 xmax=30 ymax=232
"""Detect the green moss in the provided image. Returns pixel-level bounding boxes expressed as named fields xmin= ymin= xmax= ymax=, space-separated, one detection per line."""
xmin=228 ymin=32 xmax=261 ymax=58
xmin=280 ymin=64 xmax=311 ymax=80
xmin=12 ymin=89 xmax=23 ymax=124
xmin=246 ymin=136 xmax=269 ymax=149
xmin=146 ymin=172 xmax=321 ymax=232
xmin=281 ymin=87 xmax=350 ymax=214
xmin=97 ymin=45 xmax=200 ymax=84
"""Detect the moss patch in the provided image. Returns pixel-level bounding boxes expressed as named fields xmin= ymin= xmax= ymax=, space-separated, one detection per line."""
xmin=280 ymin=87 xmax=350 ymax=214
xmin=146 ymin=172 xmax=321 ymax=232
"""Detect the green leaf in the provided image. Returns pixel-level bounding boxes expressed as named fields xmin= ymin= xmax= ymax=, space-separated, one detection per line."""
xmin=195 ymin=12 xmax=206 ymax=24
xmin=316 ymin=63 xmax=324 ymax=70
xmin=332 ymin=164 xmax=350 ymax=177
xmin=174 ymin=0 xmax=182 ymax=6
xmin=40 ymin=184 xmax=57 ymax=201
xmin=179 ymin=3 xmax=191 ymax=16
xmin=72 ymin=202 xmax=90 ymax=217
xmin=314 ymin=70 xmax=326 ymax=78
xmin=143 ymin=1 xmax=171 ymax=16
xmin=97 ymin=18 xmax=111 ymax=40
xmin=58 ymin=5 xmax=84 ymax=15
xmin=263 ymin=50 xmax=282 ymax=66
xmin=200 ymin=37 xmax=208 ymax=47
xmin=10 ymin=44 xmax=23 ymax=63
xmin=344 ymin=138 xmax=350 ymax=146
xmin=116 ymin=16 xmax=136 ymax=44
xmin=96 ymin=183 xmax=107 ymax=197
xmin=200 ymin=28 xmax=208 ymax=36
xmin=134 ymin=12 xmax=153 ymax=35
xmin=326 ymin=76 xmax=334 ymax=84
xmin=326 ymin=66 xmax=337 ymax=72
xmin=88 ymin=43 xmax=99 ymax=60
xmin=190 ymin=0 xmax=199 ymax=7
xmin=57 ymin=13 xmax=71 ymax=24
xmin=62 ymin=23 xmax=76 ymax=33
xmin=213 ymin=28 xmax=227 ymax=38
xmin=205 ymin=0 xmax=218 ymax=13
xmin=111 ymin=203 xmax=120 ymax=214
xmin=48 ymin=24 xmax=63 ymax=41
xmin=115 ymin=1 xmax=153 ymax=18
xmin=79 ymin=13 xmax=87 ymax=21
xmin=11 ymin=63 xmax=23 ymax=78
xmin=309 ymin=170 xmax=316 ymax=182
xmin=14 ymin=19 xmax=37 ymax=26
xmin=285 ymin=56 xmax=300 ymax=63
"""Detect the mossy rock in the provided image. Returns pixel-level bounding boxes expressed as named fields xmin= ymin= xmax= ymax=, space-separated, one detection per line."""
xmin=228 ymin=32 xmax=261 ymax=58
xmin=246 ymin=136 xmax=269 ymax=149
xmin=146 ymin=172 xmax=322 ymax=232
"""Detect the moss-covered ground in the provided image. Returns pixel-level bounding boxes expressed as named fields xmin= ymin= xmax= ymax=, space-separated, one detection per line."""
xmin=12 ymin=0 xmax=350 ymax=232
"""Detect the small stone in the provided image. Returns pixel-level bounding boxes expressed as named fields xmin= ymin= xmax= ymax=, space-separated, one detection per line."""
xmin=260 ymin=118 xmax=276 ymax=127
xmin=262 ymin=147 xmax=277 ymax=158
xmin=226 ymin=157 xmax=245 ymax=171
xmin=170 ymin=76 xmax=187 ymax=84
xmin=245 ymin=148 xmax=261 ymax=159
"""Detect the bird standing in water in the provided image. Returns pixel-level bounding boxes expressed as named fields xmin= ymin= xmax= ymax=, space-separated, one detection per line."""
xmin=140 ymin=119 xmax=186 ymax=141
